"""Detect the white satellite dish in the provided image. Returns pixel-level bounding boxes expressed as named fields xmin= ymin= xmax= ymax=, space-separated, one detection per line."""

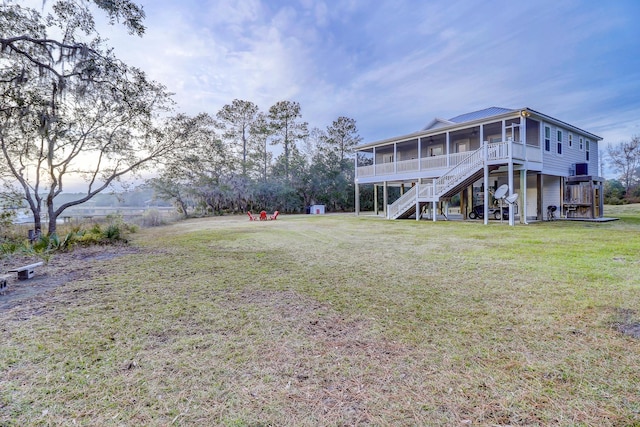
xmin=494 ymin=184 xmax=509 ymax=200
xmin=505 ymin=193 xmax=519 ymax=204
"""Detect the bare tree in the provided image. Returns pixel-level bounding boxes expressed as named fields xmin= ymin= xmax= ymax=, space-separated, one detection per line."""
xmin=607 ymin=136 xmax=640 ymax=193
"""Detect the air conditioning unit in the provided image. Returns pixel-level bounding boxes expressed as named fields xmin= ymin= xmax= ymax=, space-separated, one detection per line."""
xmin=575 ymin=163 xmax=588 ymax=175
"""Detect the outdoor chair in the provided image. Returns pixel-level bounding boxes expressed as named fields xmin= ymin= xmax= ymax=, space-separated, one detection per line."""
xmin=259 ymin=210 xmax=267 ymax=221
xmin=269 ymin=211 xmax=279 ymax=220
xmin=247 ymin=211 xmax=257 ymax=221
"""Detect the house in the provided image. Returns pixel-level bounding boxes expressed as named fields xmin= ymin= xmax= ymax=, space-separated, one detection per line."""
xmin=353 ymin=107 xmax=604 ymax=224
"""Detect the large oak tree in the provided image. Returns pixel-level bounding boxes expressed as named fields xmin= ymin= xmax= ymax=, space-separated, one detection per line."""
xmin=0 ymin=1 xmax=182 ymax=235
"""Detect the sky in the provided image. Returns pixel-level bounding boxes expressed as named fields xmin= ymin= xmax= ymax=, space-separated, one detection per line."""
xmin=25 ymin=0 xmax=640 ymax=180
xmin=91 ymin=0 xmax=640 ymax=151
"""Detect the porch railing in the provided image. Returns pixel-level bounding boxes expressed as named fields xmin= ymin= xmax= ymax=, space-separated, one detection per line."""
xmin=387 ymin=185 xmax=417 ymax=219
xmin=357 ymin=140 xmax=522 ymax=180
xmin=388 ymin=143 xmax=498 ymax=216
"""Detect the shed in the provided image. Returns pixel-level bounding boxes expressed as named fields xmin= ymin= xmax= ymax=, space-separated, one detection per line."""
xmin=310 ymin=205 xmax=325 ymax=214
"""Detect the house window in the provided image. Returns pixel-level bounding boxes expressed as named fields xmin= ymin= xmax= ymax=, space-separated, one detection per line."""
xmin=557 ymin=130 xmax=563 ymax=154
xmin=456 ymin=140 xmax=469 ymax=153
xmin=568 ymin=133 xmax=573 ymax=148
xmin=586 ymin=140 xmax=590 ymax=161
xmin=430 ymin=145 xmax=443 ymax=156
xmin=579 ymin=137 xmax=584 ymax=150
xmin=544 ymin=126 xmax=551 ymax=152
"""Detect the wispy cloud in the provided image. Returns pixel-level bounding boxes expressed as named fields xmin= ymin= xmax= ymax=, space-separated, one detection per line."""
xmin=32 ymin=0 xmax=640 ymax=151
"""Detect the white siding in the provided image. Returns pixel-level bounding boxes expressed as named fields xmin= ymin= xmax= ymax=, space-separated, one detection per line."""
xmin=541 ymin=122 xmax=599 ymax=177
xmin=543 ymin=176 xmax=561 ymax=212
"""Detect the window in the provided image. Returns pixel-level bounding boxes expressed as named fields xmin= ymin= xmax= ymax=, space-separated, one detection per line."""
xmin=429 ymin=145 xmax=443 ymax=156
xmin=586 ymin=140 xmax=590 ymax=161
xmin=544 ymin=126 xmax=551 ymax=152
xmin=579 ymin=137 xmax=584 ymax=150
xmin=568 ymin=133 xmax=573 ymax=148
xmin=456 ymin=140 xmax=469 ymax=153
xmin=557 ymin=130 xmax=563 ymax=154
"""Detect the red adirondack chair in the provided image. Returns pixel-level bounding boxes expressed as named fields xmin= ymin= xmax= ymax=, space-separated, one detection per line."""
xmin=247 ymin=211 xmax=257 ymax=221
xmin=259 ymin=210 xmax=267 ymax=221
xmin=269 ymin=211 xmax=279 ymax=220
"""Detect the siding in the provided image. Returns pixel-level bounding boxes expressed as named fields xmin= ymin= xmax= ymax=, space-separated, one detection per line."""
xmin=541 ymin=123 xmax=599 ymax=177
xmin=543 ymin=176 xmax=562 ymax=211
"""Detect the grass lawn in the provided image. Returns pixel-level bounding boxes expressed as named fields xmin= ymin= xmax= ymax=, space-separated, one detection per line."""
xmin=1 ymin=206 xmax=640 ymax=426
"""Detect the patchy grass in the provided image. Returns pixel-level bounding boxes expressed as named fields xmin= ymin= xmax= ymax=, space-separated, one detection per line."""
xmin=1 ymin=207 xmax=640 ymax=426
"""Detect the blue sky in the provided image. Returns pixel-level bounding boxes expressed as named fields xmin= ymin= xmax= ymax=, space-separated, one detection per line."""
xmin=94 ymin=0 xmax=640 ymax=168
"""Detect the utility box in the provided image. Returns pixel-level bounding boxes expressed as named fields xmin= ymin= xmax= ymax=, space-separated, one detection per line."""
xmin=310 ymin=204 xmax=325 ymax=215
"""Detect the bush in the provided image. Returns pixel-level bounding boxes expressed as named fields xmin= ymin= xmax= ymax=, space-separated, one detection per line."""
xmin=141 ymin=208 xmax=164 ymax=227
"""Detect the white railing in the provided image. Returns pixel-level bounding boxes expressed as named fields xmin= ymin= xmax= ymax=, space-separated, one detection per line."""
xmin=386 ymin=141 xmax=516 ymax=218
xmin=420 ymin=155 xmax=448 ymax=170
xmin=434 ymin=149 xmax=484 ymax=195
xmin=487 ymin=141 xmax=510 ymax=161
xmin=375 ymin=163 xmax=395 ymax=175
xmin=357 ymin=141 xmax=514 ymax=179
xmin=396 ymin=158 xmax=419 ymax=173
xmin=418 ymin=181 xmax=435 ymax=199
xmin=358 ymin=164 xmax=375 ymax=177
xmin=387 ymin=185 xmax=417 ymax=219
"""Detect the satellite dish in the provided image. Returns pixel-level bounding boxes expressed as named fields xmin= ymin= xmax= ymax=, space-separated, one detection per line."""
xmin=494 ymin=184 xmax=509 ymax=199
xmin=505 ymin=193 xmax=519 ymax=204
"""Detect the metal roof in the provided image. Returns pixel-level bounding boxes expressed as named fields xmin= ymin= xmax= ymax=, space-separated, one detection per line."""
xmin=447 ymin=106 xmax=516 ymax=124
xmin=355 ymin=106 xmax=601 ymax=151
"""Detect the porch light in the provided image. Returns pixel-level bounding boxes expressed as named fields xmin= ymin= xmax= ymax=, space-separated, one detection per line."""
xmin=521 ymin=110 xmax=531 ymax=117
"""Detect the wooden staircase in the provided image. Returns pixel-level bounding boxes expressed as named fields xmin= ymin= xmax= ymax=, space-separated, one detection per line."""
xmin=388 ymin=142 xmax=507 ymax=219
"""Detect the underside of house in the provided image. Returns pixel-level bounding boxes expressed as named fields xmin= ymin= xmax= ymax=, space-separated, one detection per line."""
xmin=354 ymin=107 xmax=604 ymax=224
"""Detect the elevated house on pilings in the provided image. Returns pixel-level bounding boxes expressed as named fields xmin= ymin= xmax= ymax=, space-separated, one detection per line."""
xmin=353 ymin=107 xmax=604 ymax=224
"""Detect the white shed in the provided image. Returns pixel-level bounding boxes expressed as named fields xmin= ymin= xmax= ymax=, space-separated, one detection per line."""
xmin=310 ymin=204 xmax=325 ymax=214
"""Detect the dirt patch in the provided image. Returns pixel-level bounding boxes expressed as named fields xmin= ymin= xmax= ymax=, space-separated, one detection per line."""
xmin=613 ymin=308 xmax=640 ymax=339
xmin=0 ymin=245 xmax=140 ymax=311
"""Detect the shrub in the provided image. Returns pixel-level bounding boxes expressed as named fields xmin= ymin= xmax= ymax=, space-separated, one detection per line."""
xmin=141 ymin=208 xmax=164 ymax=227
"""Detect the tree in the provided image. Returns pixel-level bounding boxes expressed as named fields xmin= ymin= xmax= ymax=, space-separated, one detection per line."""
xmin=268 ymin=101 xmax=308 ymax=182
xmin=0 ymin=1 xmax=183 ymax=235
xmin=607 ymin=137 xmax=640 ymax=194
xmin=324 ymin=116 xmax=362 ymax=171
xmin=603 ymin=179 xmax=625 ymax=204
xmin=248 ymin=112 xmax=273 ymax=182
xmin=148 ymin=114 xmax=218 ymax=217
xmin=216 ymin=99 xmax=259 ymax=176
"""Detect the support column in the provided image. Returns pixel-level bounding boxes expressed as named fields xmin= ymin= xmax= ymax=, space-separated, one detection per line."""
xmin=537 ymin=174 xmax=544 ymax=220
xmin=483 ymin=141 xmax=489 ymax=225
xmin=520 ymin=170 xmax=528 ymax=224
xmin=355 ymin=183 xmax=360 ymax=216
xmin=461 ymin=188 xmax=467 ymax=219
xmin=508 ymin=159 xmax=514 ymax=226
xmin=560 ymin=177 xmax=565 ymax=218
xmin=446 ymin=132 xmax=450 ymax=167
xmin=415 ymin=183 xmax=420 ymax=221
xmin=383 ymin=181 xmax=388 ymax=218
xmin=432 ymin=200 xmax=436 ymax=222
xmin=374 ymin=185 xmax=379 ymax=215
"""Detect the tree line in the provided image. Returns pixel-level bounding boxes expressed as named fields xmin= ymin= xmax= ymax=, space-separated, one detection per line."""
xmin=148 ymin=100 xmax=363 ymax=217
xmin=0 ymin=1 xmax=369 ymax=236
